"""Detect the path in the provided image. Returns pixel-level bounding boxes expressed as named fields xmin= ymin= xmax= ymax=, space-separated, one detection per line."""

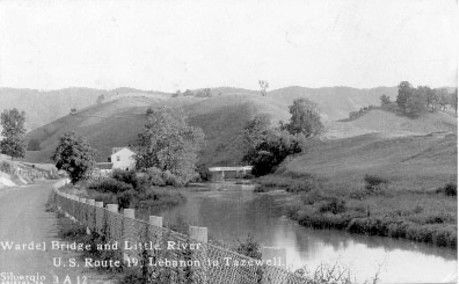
xmin=0 ymin=180 xmax=113 ymax=284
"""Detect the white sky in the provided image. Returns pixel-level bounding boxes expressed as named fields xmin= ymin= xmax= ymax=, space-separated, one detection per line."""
xmin=0 ymin=0 xmax=457 ymax=91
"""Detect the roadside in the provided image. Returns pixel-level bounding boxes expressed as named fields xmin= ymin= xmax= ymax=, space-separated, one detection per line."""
xmin=0 ymin=180 xmax=112 ymax=283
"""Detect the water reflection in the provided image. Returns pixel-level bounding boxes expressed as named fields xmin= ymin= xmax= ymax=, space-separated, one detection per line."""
xmin=147 ymin=182 xmax=457 ymax=283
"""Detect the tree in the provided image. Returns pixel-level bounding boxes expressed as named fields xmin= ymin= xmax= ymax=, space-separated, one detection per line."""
xmin=258 ymin=80 xmax=269 ymax=96
xmin=52 ymin=132 xmax=96 ymax=184
xmin=379 ymin=94 xmax=391 ymax=106
xmin=451 ymin=88 xmax=458 ymax=114
xmin=437 ymin=88 xmax=450 ymax=111
xmin=241 ymin=114 xmax=272 ymax=154
xmin=285 ymin=98 xmax=323 ymax=137
xmin=243 ymin=129 xmax=302 ymax=176
xmin=172 ymin=90 xmax=182 ymax=98
xmin=195 ymin=88 xmax=212 ymax=97
xmin=396 ymin=81 xmax=414 ymax=113
xmin=0 ymin=108 xmax=26 ymax=159
xmin=423 ymin=86 xmax=439 ymax=112
xmin=96 ymin=94 xmax=105 ymax=105
xmin=136 ymin=106 xmax=204 ymax=183
xmin=183 ymin=89 xmax=194 ymax=96
xmin=405 ymin=88 xmax=428 ymax=117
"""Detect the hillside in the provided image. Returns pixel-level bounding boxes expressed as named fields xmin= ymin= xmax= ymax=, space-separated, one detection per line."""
xmin=0 ymin=87 xmax=168 ymax=130
xmin=324 ymin=109 xmax=457 ymax=139
xmin=284 ymin=132 xmax=457 ymax=191
xmin=0 ymin=154 xmax=57 ymax=188
xmin=23 ymin=86 xmax=398 ymax=165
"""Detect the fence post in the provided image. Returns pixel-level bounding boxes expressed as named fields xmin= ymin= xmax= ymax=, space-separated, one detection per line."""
xmin=87 ymin=199 xmax=95 ymax=235
xmin=189 ymin=226 xmax=208 ymax=243
xmin=123 ymin=209 xmax=135 ymax=263
xmin=149 ymin=216 xmax=163 ymax=227
xmin=106 ymin=204 xmax=119 ymax=243
xmin=95 ymin=201 xmax=103 ymax=234
xmin=189 ymin=226 xmax=208 ymax=283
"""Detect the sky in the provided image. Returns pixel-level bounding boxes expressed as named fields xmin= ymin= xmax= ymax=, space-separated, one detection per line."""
xmin=0 ymin=0 xmax=457 ymax=92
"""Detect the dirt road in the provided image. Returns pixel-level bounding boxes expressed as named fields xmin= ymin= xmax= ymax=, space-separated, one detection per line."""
xmin=0 ymin=180 xmax=112 ymax=284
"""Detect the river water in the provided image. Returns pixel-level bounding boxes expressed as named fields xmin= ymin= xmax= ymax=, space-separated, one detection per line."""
xmin=146 ymin=182 xmax=457 ymax=283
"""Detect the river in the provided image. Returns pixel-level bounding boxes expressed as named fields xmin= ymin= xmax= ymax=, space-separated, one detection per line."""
xmin=142 ymin=182 xmax=457 ymax=283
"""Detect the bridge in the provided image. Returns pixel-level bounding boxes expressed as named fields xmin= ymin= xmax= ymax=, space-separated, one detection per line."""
xmin=208 ymin=166 xmax=253 ymax=180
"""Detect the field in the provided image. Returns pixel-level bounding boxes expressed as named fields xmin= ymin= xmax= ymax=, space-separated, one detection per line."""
xmin=257 ymin=130 xmax=457 ymax=247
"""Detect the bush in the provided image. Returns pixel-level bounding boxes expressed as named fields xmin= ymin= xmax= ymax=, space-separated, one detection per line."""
xmin=235 ymin=236 xmax=262 ymax=260
xmin=116 ymin=189 xmax=139 ymax=209
xmin=318 ymin=197 xmax=346 ymax=214
xmin=88 ymin=177 xmax=133 ymax=193
xmin=111 ymin=169 xmax=139 ymax=189
xmin=144 ymin=167 xmax=166 ymax=186
xmin=244 ymin=130 xmax=302 ymax=177
xmin=161 ymin=170 xmax=185 ymax=187
xmin=436 ymin=182 xmax=457 ymax=197
xmin=0 ymin=161 xmax=12 ymax=174
xmin=196 ymin=164 xmax=211 ymax=181
xmin=364 ymin=174 xmax=389 ymax=193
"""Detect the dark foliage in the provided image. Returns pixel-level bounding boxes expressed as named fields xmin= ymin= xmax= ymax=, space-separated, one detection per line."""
xmin=235 ymin=236 xmax=262 ymax=260
xmin=88 ymin=177 xmax=134 ymax=194
xmin=436 ymin=182 xmax=457 ymax=197
xmin=0 ymin=108 xmax=26 ymax=159
xmin=364 ymin=174 xmax=389 ymax=192
xmin=111 ymin=169 xmax=140 ymax=190
xmin=52 ymin=132 xmax=96 ymax=184
xmin=243 ymin=131 xmax=302 ymax=176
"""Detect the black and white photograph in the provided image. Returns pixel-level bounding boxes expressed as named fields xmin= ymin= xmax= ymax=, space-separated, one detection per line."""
xmin=0 ymin=1 xmax=457 ymax=283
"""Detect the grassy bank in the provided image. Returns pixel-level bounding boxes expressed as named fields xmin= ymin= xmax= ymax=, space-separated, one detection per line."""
xmin=256 ymin=173 xmax=457 ymax=248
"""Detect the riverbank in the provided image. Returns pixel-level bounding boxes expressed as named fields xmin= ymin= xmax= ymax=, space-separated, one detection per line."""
xmin=255 ymin=173 xmax=457 ymax=248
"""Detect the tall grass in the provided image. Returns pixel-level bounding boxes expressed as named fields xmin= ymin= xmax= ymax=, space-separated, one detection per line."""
xmin=257 ymin=172 xmax=457 ymax=248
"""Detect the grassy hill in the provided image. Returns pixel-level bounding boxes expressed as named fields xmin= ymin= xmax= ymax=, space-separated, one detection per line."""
xmin=0 ymin=87 xmax=168 ymax=130
xmin=259 ymin=128 xmax=457 ymax=247
xmin=284 ymin=132 xmax=457 ymax=191
xmin=325 ymin=109 xmax=457 ymax=139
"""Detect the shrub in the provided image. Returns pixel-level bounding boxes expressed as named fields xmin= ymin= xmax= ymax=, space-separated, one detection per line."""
xmin=88 ymin=177 xmax=133 ymax=193
xmin=144 ymin=167 xmax=166 ymax=186
xmin=318 ymin=197 xmax=346 ymax=214
xmin=116 ymin=189 xmax=139 ymax=209
xmin=161 ymin=170 xmax=185 ymax=187
xmin=196 ymin=164 xmax=211 ymax=181
xmin=138 ymin=187 xmax=185 ymax=210
xmin=244 ymin=130 xmax=302 ymax=177
xmin=235 ymin=236 xmax=262 ymax=260
xmin=90 ymin=191 xmax=117 ymax=205
xmin=111 ymin=169 xmax=139 ymax=189
xmin=436 ymin=182 xmax=457 ymax=197
xmin=364 ymin=174 xmax=389 ymax=193
xmin=0 ymin=161 xmax=12 ymax=174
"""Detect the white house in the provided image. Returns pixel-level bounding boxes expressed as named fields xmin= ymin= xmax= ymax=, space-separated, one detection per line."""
xmin=110 ymin=147 xmax=136 ymax=170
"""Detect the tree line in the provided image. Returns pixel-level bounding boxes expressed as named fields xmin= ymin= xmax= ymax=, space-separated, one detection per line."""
xmin=389 ymin=81 xmax=457 ymax=117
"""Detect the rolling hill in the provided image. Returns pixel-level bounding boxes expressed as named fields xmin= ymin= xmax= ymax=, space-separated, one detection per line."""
xmin=24 ymin=85 xmax=398 ymax=165
xmin=324 ymin=109 xmax=457 ymax=139
xmin=0 ymin=87 xmax=168 ymax=130
xmin=284 ymin=131 xmax=457 ymax=191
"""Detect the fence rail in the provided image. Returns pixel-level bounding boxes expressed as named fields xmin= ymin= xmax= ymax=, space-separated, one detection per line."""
xmin=52 ymin=180 xmax=304 ymax=284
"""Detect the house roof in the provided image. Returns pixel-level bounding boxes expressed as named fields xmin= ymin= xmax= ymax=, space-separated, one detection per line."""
xmin=111 ymin=147 xmax=135 ymax=155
